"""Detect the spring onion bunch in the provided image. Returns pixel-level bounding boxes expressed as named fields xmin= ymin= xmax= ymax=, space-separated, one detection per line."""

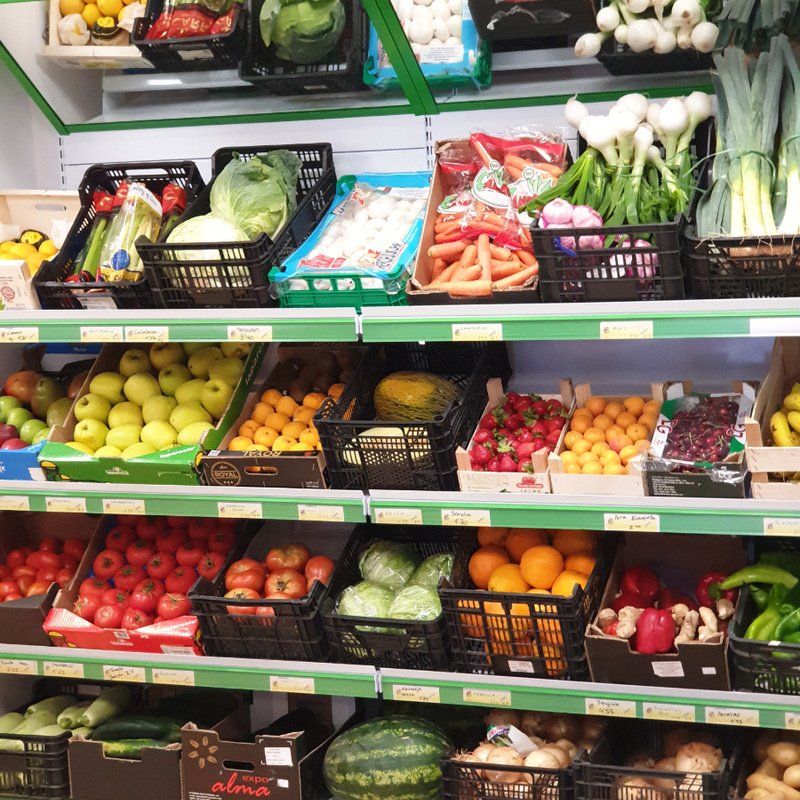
xmin=525 ymin=92 xmax=711 ymax=228
xmin=715 ymin=0 xmax=800 ymax=52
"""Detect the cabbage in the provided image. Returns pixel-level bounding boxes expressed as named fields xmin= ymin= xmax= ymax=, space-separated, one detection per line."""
xmin=260 ymin=0 xmax=345 ymax=65
xmin=336 ymin=581 xmax=395 ymax=618
xmin=166 ymin=214 xmax=249 ymax=261
xmin=409 ymin=553 xmax=454 ymax=590
xmin=358 ymin=540 xmax=421 ymax=592
xmin=388 ymin=585 xmax=442 ymax=621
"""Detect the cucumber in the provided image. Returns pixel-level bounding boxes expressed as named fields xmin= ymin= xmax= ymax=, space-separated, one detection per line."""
xmin=92 ymin=716 xmax=182 ymax=742
xmin=101 ymin=738 xmax=173 ymax=760
xmin=29 ymin=725 xmax=68 ymax=737
xmin=25 ymin=695 xmax=74 ymax=719
xmin=0 ymin=713 xmax=24 ymax=734
xmin=58 ymin=701 xmax=92 ymax=730
xmin=13 ymin=711 xmax=56 ymax=734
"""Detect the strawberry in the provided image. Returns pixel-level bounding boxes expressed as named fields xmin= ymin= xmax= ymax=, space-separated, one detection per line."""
xmin=547 ymin=399 xmax=564 ymax=412
xmin=546 ymin=443 xmax=557 ymax=452
xmin=515 ymin=429 xmax=534 ymax=443
xmin=512 ymin=397 xmax=533 ymax=414
xmin=498 ymin=454 xmax=518 ymax=472
xmin=545 ymin=430 xmax=562 ymax=446
xmin=479 ymin=413 xmax=498 ymax=431
xmin=506 ymin=392 xmax=521 ymax=404
xmin=504 ymin=413 xmax=524 ymax=431
xmin=530 ymin=420 xmax=548 ymax=438
xmin=545 ymin=416 xmax=566 ymax=433
xmin=517 ymin=459 xmax=533 ymax=473
xmin=496 ymin=427 xmax=512 ymax=440
xmin=473 ymin=429 xmax=494 ymax=445
xmin=487 ymin=458 xmax=501 ymax=472
xmin=469 ymin=445 xmax=492 ymax=467
xmin=532 ymin=400 xmax=549 ymax=416
xmin=501 ymin=403 xmax=515 ymax=416
xmin=482 ymin=438 xmax=498 ymax=454
xmin=514 ymin=442 xmax=537 ymax=460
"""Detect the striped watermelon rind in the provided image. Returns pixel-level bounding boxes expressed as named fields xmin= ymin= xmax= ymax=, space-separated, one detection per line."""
xmin=323 ymin=715 xmax=452 ymax=800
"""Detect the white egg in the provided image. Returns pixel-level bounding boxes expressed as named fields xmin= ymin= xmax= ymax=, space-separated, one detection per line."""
xmin=396 ymin=0 xmax=413 ymax=22
xmin=448 ymin=0 xmax=461 ymax=13
xmin=444 ymin=35 xmax=460 ymax=46
xmin=430 ymin=0 xmax=450 ymax=19
xmin=410 ymin=5 xmax=433 ymax=22
xmin=432 ymin=20 xmax=449 ymax=41
xmin=447 ymin=14 xmax=461 ymax=37
xmin=367 ymin=196 xmax=396 ymax=219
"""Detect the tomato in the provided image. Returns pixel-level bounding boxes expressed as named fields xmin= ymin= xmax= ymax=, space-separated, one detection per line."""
xmin=187 ymin=518 xmax=216 ymax=542
xmin=137 ymin=517 xmax=166 ymax=541
xmin=55 ymin=569 xmax=72 ymax=589
xmin=94 ymin=604 xmax=124 ymax=629
xmin=255 ymin=607 xmax=276 ymax=617
xmin=121 ymin=608 xmax=153 ymax=631
xmin=3 ymin=593 xmax=22 ymax=602
xmin=93 ymin=549 xmax=125 ymax=580
xmin=0 ymin=580 xmax=19 ymax=599
xmin=114 ymin=564 xmax=146 ymax=593
xmin=12 ymin=566 xmax=36 ymax=581
xmin=105 ymin=525 xmax=136 ymax=553
xmin=27 ymin=550 xmax=58 ymax=570
xmin=157 ymin=593 xmax=191 ymax=620
xmin=167 ymin=516 xmax=188 ymax=529
xmin=305 ymin=555 xmax=335 ymax=588
xmin=207 ymin=527 xmax=236 ymax=555
xmin=0 ymin=566 xmax=10 ymax=580
xmin=26 ymin=581 xmax=50 ymax=597
xmin=135 ymin=578 xmax=165 ymax=599
xmin=225 ymin=559 xmax=265 ymax=592
xmin=61 ymin=554 xmax=78 ymax=572
xmin=5 ymin=551 xmax=23 ymax=570
xmin=126 ymin=539 xmax=156 ymax=567
xmin=38 ymin=537 xmax=60 ymax=553
xmin=175 ymin=542 xmax=203 ymax=568
xmin=165 ymin=566 xmax=196 ymax=595
xmin=264 ymin=568 xmax=307 ymax=599
xmin=130 ymin=586 xmax=158 ymax=613
xmin=117 ymin=515 xmax=140 ymax=527
xmin=224 ymin=588 xmax=259 ymax=615
xmin=101 ymin=588 xmax=129 ymax=606
xmin=79 ymin=577 xmax=111 ymax=600
xmin=35 ymin=566 xmax=58 ymax=584
xmin=197 ymin=552 xmax=225 ymax=581
xmin=146 ymin=552 xmax=177 ymax=581
xmin=265 ymin=543 xmax=311 ymax=573
xmin=155 ymin=528 xmax=187 ymax=555
xmin=63 ymin=538 xmax=86 ymax=561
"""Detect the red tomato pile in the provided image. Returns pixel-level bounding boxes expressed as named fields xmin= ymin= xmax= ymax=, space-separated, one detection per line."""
xmin=73 ymin=515 xmax=236 ymax=631
xmin=0 ymin=537 xmax=85 ymax=601
xmin=224 ymin=543 xmax=335 ymax=616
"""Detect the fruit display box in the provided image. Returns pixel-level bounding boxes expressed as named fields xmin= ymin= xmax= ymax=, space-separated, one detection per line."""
xmin=0 ymin=512 xmax=101 ymax=647
xmin=43 ymin=515 xmax=203 ymax=654
xmin=454 ymin=377 xmax=573 ymax=493
xmin=585 ymin=533 xmax=745 ymax=692
xmin=745 ymin=337 xmax=800 ymax=500
xmin=548 ymin=382 xmax=666 ymax=497
xmin=201 ymin=345 xmax=365 ymax=490
xmin=38 ymin=342 xmax=266 ymax=485
xmin=643 ymin=381 xmax=755 ymax=499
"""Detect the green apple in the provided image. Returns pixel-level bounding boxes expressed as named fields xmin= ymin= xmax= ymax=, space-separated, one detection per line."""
xmin=150 ymin=343 xmax=186 ymax=371
xmin=108 ymin=402 xmax=144 ymax=429
xmin=90 ymin=372 xmax=126 ymax=406
xmin=94 ymin=445 xmax=123 ymax=458
xmin=0 ymin=396 xmax=22 ymax=423
xmin=200 ymin=379 xmax=234 ymax=419
xmin=141 ymin=420 xmax=178 ymax=451
xmin=220 ymin=342 xmax=251 ymax=360
xmin=121 ymin=442 xmax=157 ymax=460
xmin=182 ymin=343 xmax=208 ymax=358
xmin=177 ymin=421 xmax=213 ymax=446
xmin=106 ymin=423 xmax=143 ymax=452
xmin=19 ymin=418 xmax=47 ymax=444
xmin=187 ymin=346 xmax=224 ymax=380
xmin=174 ymin=379 xmax=206 ymax=406
xmin=142 ymin=395 xmax=177 ymax=424
xmin=74 ymin=418 xmax=109 ymax=452
xmin=32 ymin=427 xmax=51 ymax=445
xmin=119 ymin=349 xmax=153 ymax=378
xmin=74 ymin=393 xmax=111 ymax=424
xmin=123 ymin=373 xmax=162 ymax=407
xmin=208 ymin=358 xmax=244 ymax=388
xmin=31 ymin=376 xmax=65 ymax=420
xmin=158 ymin=364 xmax=193 ymax=397
xmin=169 ymin=401 xmax=212 ymax=433
xmin=6 ymin=408 xmax=32 ymax=431
xmin=46 ymin=397 xmax=73 ymax=428
xmin=65 ymin=441 xmax=94 ymax=456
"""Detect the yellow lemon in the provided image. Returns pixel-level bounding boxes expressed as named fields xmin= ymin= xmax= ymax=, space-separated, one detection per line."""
xmin=38 ymin=239 xmax=58 ymax=257
xmin=272 ymin=435 xmax=297 ymax=452
xmin=299 ymin=428 xmax=320 ymax=446
xmin=291 ymin=442 xmax=315 ymax=452
xmin=82 ymin=4 xmax=102 ymax=25
xmin=96 ymin=0 xmax=122 ymax=17
xmin=245 ymin=444 xmax=269 ymax=452
xmin=228 ymin=436 xmax=253 ymax=451
xmin=0 ymin=241 xmax=14 ymax=253
xmin=59 ymin=0 xmax=85 ymax=15
xmin=281 ymin=420 xmax=307 ymax=440
xmin=26 ymin=253 xmax=46 ymax=276
xmin=9 ymin=243 xmax=36 ymax=259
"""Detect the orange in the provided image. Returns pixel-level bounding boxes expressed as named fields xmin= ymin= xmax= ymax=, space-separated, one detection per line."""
xmin=583 ymin=427 xmax=606 ymax=445
xmin=578 ymin=452 xmax=598 ymax=466
xmin=477 ymin=526 xmax=510 ymax=548
xmin=505 ymin=528 xmax=548 ymax=562
xmin=458 ymin=599 xmax=483 ymax=638
xmin=551 ymin=570 xmax=589 ymax=597
xmin=488 ymin=563 xmax=531 ymax=594
xmin=519 ymin=545 xmax=564 ymax=590
xmin=229 ymin=435 xmax=253 ymax=451
xmin=565 ymin=551 xmax=596 ymax=575
xmin=468 ymin=545 xmax=510 ymax=590
xmin=484 ymin=601 xmax=532 ymax=649
xmin=566 ymin=464 xmax=582 ymax=474
xmin=615 ymin=411 xmax=637 ymax=430
xmin=254 ymin=426 xmax=280 ymax=447
xmin=262 ymin=388 xmax=283 ymax=407
xmin=264 ymin=412 xmax=290 ymax=433
xmin=593 ymin=414 xmax=613 ymax=431
xmin=571 ymin=439 xmax=592 ymax=456
xmin=251 ymin=402 xmax=274 ymax=425
xmin=561 ymin=451 xmax=580 ymax=468
xmin=245 ymin=444 xmax=269 ymax=452
xmin=643 ymin=399 xmax=661 ymax=415
xmin=272 ymin=435 xmax=298 ymax=451
xmin=275 ymin=396 xmax=298 ymax=417
xmin=581 ymin=461 xmax=603 ymax=475
xmin=303 ymin=392 xmax=327 ymax=410
xmin=604 ymin=401 xmax=624 ymax=421
xmin=238 ymin=419 xmax=260 ymax=439
xmin=591 ymin=441 xmax=610 ymax=457
xmin=551 ymin=529 xmax=597 ymax=556
xmin=585 ymin=397 xmax=607 ymax=417
xmin=624 ymin=396 xmax=645 ymax=416
xmin=328 ymin=383 xmax=345 ymax=400
xmin=569 ymin=416 xmax=590 ymax=434
xmin=293 ymin=406 xmax=315 ymax=424
xmin=603 ymin=463 xmax=628 ymax=475
xmin=626 ymin=423 xmax=649 ymax=443
xmin=563 ymin=431 xmax=583 ymax=450
xmin=299 ymin=428 xmax=320 ymax=446
xmin=282 ymin=420 xmax=307 ymax=440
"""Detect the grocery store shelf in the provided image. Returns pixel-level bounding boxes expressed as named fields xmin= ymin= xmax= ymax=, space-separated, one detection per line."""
xmin=0 ymin=308 xmax=359 ymax=344
xmin=381 ymin=669 xmax=800 ymax=730
xmin=0 ymin=644 xmax=378 ymax=696
xmin=0 ymin=482 xmax=368 ymax=523
xmin=360 ymin=298 xmax=800 ymax=342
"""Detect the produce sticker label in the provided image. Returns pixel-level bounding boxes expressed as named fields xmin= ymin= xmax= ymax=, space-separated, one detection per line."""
xmin=0 ymin=660 xmax=37 ymax=676
xmin=152 ymin=668 xmax=195 ymax=687
xmin=0 ymin=496 xmax=30 ymax=512
xmin=298 ymin=505 xmax=344 ymax=523
xmin=374 ymin=508 xmax=423 ymax=525
xmin=442 ymin=509 xmax=491 ymax=527
xmin=392 ymin=685 xmax=441 ymax=703
xmin=704 ymin=707 xmax=759 ymax=727
xmin=585 ymin=698 xmax=637 ymax=718
xmin=103 ymin=665 xmax=146 ymax=683
xmin=452 ymin=323 xmax=503 ymax=342
xmin=269 ymin=676 xmax=315 ymax=694
xmin=0 ymin=327 xmax=38 ymax=343
xmin=600 ymin=321 xmax=654 ymax=340
xmin=227 ymin=325 xmax=273 ymax=342
xmin=217 ymin=502 xmax=262 ymax=520
xmin=125 ymin=326 xmax=169 ymax=343
xmin=102 ymin=498 xmax=145 ymax=515
xmin=43 ymin=662 xmax=84 ymax=679
xmin=80 ymin=327 xmax=123 ymax=343
xmin=785 ymin=713 xmax=800 ymax=731
xmin=263 ymin=747 xmax=294 ymax=767
xmin=604 ymin=513 xmax=659 ymax=533
xmin=462 ymin=688 xmax=511 ymax=706
xmin=763 ymin=518 xmax=800 ymax=536
xmin=45 ymin=496 xmax=86 ymax=514
xmin=643 ymin=702 xmax=695 ymax=723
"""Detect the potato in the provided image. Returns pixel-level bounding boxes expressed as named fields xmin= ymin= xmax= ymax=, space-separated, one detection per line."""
xmin=784 ymin=767 xmax=800 ymax=790
xmin=769 ymin=744 xmax=800 ymax=769
xmin=757 ymin=761 xmax=784 ymax=780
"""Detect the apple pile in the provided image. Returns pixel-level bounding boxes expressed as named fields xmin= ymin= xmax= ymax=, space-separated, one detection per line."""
xmin=73 ymin=515 xmax=235 ymax=631
xmin=0 ymin=536 xmax=86 ymax=602
xmin=66 ymin=342 xmax=251 ymax=459
xmin=223 ymin=544 xmax=335 ymax=615
xmin=0 ymin=368 xmax=86 ymax=452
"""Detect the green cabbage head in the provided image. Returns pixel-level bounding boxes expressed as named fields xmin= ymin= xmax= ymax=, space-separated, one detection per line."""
xmin=409 ymin=553 xmax=454 ymax=590
xmin=388 ymin=585 xmax=442 ymax=621
xmin=260 ymin=0 xmax=345 ymax=65
xmin=358 ymin=540 xmax=421 ymax=592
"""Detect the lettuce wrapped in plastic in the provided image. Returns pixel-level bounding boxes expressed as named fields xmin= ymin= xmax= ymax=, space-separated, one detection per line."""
xmin=388 ymin=585 xmax=442 ymax=621
xmin=409 ymin=553 xmax=454 ymax=590
xmin=336 ymin=580 xmax=394 ymax=618
xmin=358 ymin=540 xmax=421 ymax=592
xmin=166 ymin=214 xmax=249 ymax=261
xmin=260 ymin=0 xmax=345 ymax=65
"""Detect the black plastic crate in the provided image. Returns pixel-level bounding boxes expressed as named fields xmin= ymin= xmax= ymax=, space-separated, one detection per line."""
xmin=138 ymin=143 xmax=336 ymax=309
xmin=34 ymin=161 xmax=205 ymax=311
xmin=596 ymin=38 xmax=713 ymax=76
xmin=131 ymin=0 xmax=247 ymax=72
xmin=320 ymin=524 xmax=457 ymax=670
xmin=315 ymin=342 xmax=510 ymax=491
xmin=239 ymin=0 xmax=367 ymax=95
xmin=440 ymin=530 xmax=616 ymax=679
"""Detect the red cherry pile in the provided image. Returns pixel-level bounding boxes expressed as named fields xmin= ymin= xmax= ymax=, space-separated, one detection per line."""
xmin=0 ymin=537 xmax=86 ymax=601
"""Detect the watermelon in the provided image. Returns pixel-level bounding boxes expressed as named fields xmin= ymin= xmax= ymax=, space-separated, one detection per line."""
xmin=323 ymin=716 xmax=452 ymax=800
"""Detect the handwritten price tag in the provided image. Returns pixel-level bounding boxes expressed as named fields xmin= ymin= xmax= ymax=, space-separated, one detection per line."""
xmin=643 ymin=703 xmax=695 ymax=723
xmin=585 ymin=698 xmax=637 ymax=718
xmin=103 ymin=665 xmax=146 ymax=683
xmin=227 ymin=325 xmax=273 ymax=342
xmin=786 ymin=713 xmax=800 ymax=731
xmin=763 ymin=518 xmax=800 ymax=536
xmin=392 ymin=685 xmax=440 ymax=703
xmin=452 ymin=323 xmax=503 ymax=342
xmin=45 ymin=497 xmax=87 ymax=514
xmin=217 ymin=502 xmax=262 ymax=520
xmin=442 ymin=509 xmax=491 ymax=527
xmin=600 ymin=321 xmax=654 ymax=340
xmin=103 ymin=498 xmax=146 ymax=515
xmin=80 ymin=327 xmax=123 ymax=343
xmin=462 ymin=688 xmax=511 ymax=706
xmin=0 ymin=660 xmax=37 ymax=676
xmin=604 ymin=513 xmax=660 ymax=533
xmin=0 ymin=327 xmax=38 ymax=343
xmin=125 ymin=326 xmax=169 ymax=343
xmin=0 ymin=496 xmax=30 ymax=512
xmin=43 ymin=662 xmax=84 ymax=679
xmin=152 ymin=669 xmax=195 ymax=687
xmin=298 ymin=505 xmax=344 ymax=523
xmin=374 ymin=508 xmax=423 ymax=525
xmin=269 ymin=676 xmax=315 ymax=694
xmin=704 ymin=707 xmax=760 ymax=727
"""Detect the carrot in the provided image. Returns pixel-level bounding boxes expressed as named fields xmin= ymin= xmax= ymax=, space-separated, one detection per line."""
xmin=517 ymin=250 xmax=537 ymax=267
xmin=481 ymin=212 xmax=507 ymax=227
xmin=431 ymin=258 xmax=448 ymax=282
xmin=477 ymin=234 xmax=492 ymax=281
xmin=491 ymin=260 xmax=523 ymax=280
xmin=459 ymin=265 xmax=483 ymax=282
xmin=492 ymin=264 xmax=538 ymax=289
xmin=475 ymin=201 xmax=486 ymax=216
xmin=428 ymin=261 xmax=460 ymax=287
xmin=505 ymin=154 xmax=534 ymax=172
xmin=489 ymin=244 xmax=513 ymax=261
xmin=451 ymin=245 xmax=478 ymax=280
xmin=435 ymin=221 xmax=462 ymax=234
xmin=438 ymin=280 xmax=493 ymax=297
xmin=505 ymin=165 xmax=524 ymax=181
xmin=428 ymin=240 xmax=470 ymax=259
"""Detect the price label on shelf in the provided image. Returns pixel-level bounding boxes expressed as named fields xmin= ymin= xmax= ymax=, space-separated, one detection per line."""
xmin=585 ymin=698 xmax=637 ymax=718
xmin=462 ymin=688 xmax=511 ymax=706
xmin=152 ymin=669 xmax=195 ymax=687
xmin=0 ymin=496 xmax=30 ymax=512
xmin=441 ymin=509 xmax=491 ymax=527
xmin=704 ymin=707 xmax=760 ymax=727
xmin=217 ymin=502 xmax=262 ymax=520
xmin=0 ymin=660 xmax=37 ymax=676
xmin=103 ymin=498 xmax=146 ymax=515
xmin=749 ymin=317 xmax=800 ymax=337
xmin=0 ymin=327 xmax=38 ymax=344
xmin=604 ymin=513 xmax=660 ymax=533
xmin=451 ymin=323 xmax=503 ymax=342
xmin=786 ymin=713 xmax=800 ymax=731
xmin=103 ymin=665 xmax=146 ymax=683
xmin=227 ymin=325 xmax=273 ymax=342
xmin=80 ymin=327 xmax=123 ymax=343
xmin=392 ymin=685 xmax=440 ymax=703
xmin=643 ymin=703 xmax=695 ymax=723
xmin=763 ymin=518 xmax=800 ymax=536
xmin=600 ymin=321 xmax=653 ymax=340
xmin=43 ymin=662 xmax=84 ymax=679
xmin=125 ymin=326 xmax=169 ymax=343
xmin=269 ymin=676 xmax=315 ymax=694
xmin=45 ymin=497 xmax=87 ymax=514
xmin=297 ymin=505 xmax=344 ymax=523
xmin=374 ymin=508 xmax=423 ymax=525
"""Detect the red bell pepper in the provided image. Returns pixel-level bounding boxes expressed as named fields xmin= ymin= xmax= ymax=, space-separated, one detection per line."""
xmin=612 ymin=591 xmax=652 ymax=612
xmin=620 ymin=565 xmax=660 ymax=600
xmin=696 ymin=571 xmax=739 ymax=608
xmin=605 ymin=620 xmax=619 ymax=636
xmin=634 ymin=608 xmax=675 ymax=654
xmin=658 ymin=586 xmax=698 ymax=611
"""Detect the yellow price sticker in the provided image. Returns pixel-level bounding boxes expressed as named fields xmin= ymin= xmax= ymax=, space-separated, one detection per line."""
xmin=0 ymin=660 xmax=37 ymax=676
xmin=103 ymin=498 xmax=146 ymax=515
xmin=462 ymin=688 xmax=511 ymax=706
xmin=704 ymin=707 xmax=760 ymax=727
xmin=600 ymin=321 xmax=654 ymax=340
xmin=217 ymin=502 xmax=262 ymax=520
xmin=80 ymin=327 xmax=123 ymax=343
xmin=763 ymin=518 xmax=800 ymax=536
xmin=125 ymin=326 xmax=169 ymax=343
xmin=441 ymin=509 xmax=491 ymax=527
xmin=43 ymin=662 xmax=84 ymax=679
xmin=45 ymin=497 xmax=87 ymax=514
xmin=643 ymin=703 xmax=695 ymax=723
xmin=102 ymin=665 xmax=146 ymax=683
xmin=0 ymin=328 xmax=38 ymax=344
xmin=269 ymin=676 xmax=315 ymax=694
xmin=298 ymin=505 xmax=345 ymax=523
xmin=152 ymin=668 xmax=195 ymax=687
xmin=227 ymin=325 xmax=273 ymax=342
xmin=374 ymin=508 xmax=423 ymax=525
xmin=786 ymin=713 xmax=800 ymax=731
xmin=392 ymin=685 xmax=440 ymax=703
xmin=604 ymin=513 xmax=660 ymax=533
xmin=0 ymin=496 xmax=30 ymax=512
xmin=585 ymin=698 xmax=637 ymax=718
xmin=452 ymin=323 xmax=503 ymax=342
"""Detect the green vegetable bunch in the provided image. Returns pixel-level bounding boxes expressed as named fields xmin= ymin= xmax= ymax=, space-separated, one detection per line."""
xmin=259 ymin=0 xmax=346 ymax=65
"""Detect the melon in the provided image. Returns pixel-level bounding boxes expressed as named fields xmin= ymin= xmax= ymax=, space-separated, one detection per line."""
xmin=373 ymin=372 xmax=460 ymax=422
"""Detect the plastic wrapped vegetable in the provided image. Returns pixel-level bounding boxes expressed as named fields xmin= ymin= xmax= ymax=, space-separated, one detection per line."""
xmin=388 ymin=585 xmax=442 ymax=621
xmin=166 ymin=214 xmax=250 ymax=260
xmin=358 ymin=540 xmax=421 ymax=592
xmin=409 ymin=553 xmax=454 ymax=589
xmin=259 ymin=0 xmax=345 ymax=64
xmin=336 ymin=581 xmax=396 ymax=632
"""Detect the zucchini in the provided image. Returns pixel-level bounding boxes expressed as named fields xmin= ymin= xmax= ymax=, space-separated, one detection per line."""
xmin=13 ymin=711 xmax=56 ymax=734
xmin=29 ymin=725 xmax=68 ymax=737
xmin=0 ymin=713 xmax=24 ymax=734
xmin=101 ymin=738 xmax=173 ymax=760
xmin=92 ymin=716 xmax=183 ymax=742
xmin=79 ymin=686 xmax=131 ymax=729
xmin=71 ymin=727 xmax=93 ymax=739
xmin=0 ymin=739 xmax=24 ymax=753
xmin=58 ymin=701 xmax=92 ymax=730
xmin=25 ymin=695 xmax=74 ymax=719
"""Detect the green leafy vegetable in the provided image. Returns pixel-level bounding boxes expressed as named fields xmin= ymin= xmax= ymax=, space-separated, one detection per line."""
xmin=358 ymin=540 xmax=421 ymax=592
xmin=409 ymin=553 xmax=454 ymax=589
xmin=336 ymin=580 xmax=395 ymax=618
xmin=388 ymin=585 xmax=442 ymax=621
xmin=260 ymin=0 xmax=345 ymax=65
xmin=166 ymin=214 xmax=249 ymax=260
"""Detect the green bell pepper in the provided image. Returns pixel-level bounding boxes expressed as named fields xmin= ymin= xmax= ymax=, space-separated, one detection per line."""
xmin=719 ymin=565 xmax=798 ymax=592
xmin=745 ymin=584 xmax=789 ymax=640
xmin=751 ymin=585 xmax=770 ymax=611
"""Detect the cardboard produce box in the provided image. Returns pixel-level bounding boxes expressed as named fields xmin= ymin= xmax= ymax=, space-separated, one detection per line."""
xmin=0 ymin=512 xmax=101 ymax=647
xmin=39 ymin=342 xmax=266 ymax=485
xmin=585 ymin=533 xmax=746 ymax=691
